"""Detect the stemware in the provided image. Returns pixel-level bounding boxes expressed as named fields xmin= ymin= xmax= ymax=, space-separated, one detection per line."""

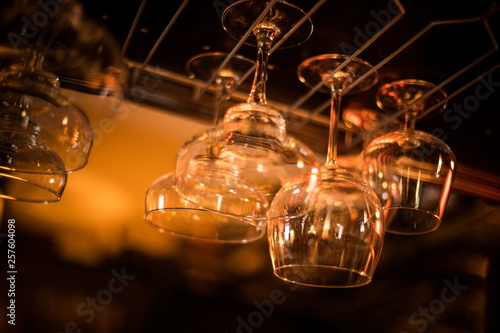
xmin=145 ymin=52 xmax=265 ymax=243
xmin=268 ymin=54 xmax=384 ymax=288
xmin=0 ymin=57 xmax=94 ymax=173
xmin=175 ymin=0 xmax=318 ymax=224
xmin=0 ymin=49 xmax=82 ymax=202
xmin=362 ymin=79 xmax=456 ymax=235
xmin=186 ymin=52 xmax=255 ymax=126
xmin=0 ymin=95 xmax=67 ymax=203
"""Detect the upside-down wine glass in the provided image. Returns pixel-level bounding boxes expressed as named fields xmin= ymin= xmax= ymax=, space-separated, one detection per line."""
xmin=186 ymin=52 xmax=255 ymax=126
xmin=362 ymin=79 xmax=456 ymax=235
xmin=0 ymin=98 xmax=67 ymax=202
xmin=174 ymin=0 xmax=318 ymax=232
xmin=145 ymin=52 xmax=266 ymax=243
xmin=268 ymin=54 xmax=384 ymax=288
xmin=0 ymin=0 xmax=123 ymax=202
xmin=0 ymin=47 xmax=82 ymax=202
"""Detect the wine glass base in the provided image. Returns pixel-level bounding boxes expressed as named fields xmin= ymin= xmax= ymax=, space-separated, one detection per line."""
xmin=273 ymin=265 xmax=372 ymax=288
xmin=222 ymin=0 xmax=313 ymax=49
xmin=385 ymin=207 xmax=441 ymax=235
xmin=298 ymin=54 xmax=378 ymax=94
xmin=175 ymin=159 xmax=270 ymax=223
xmin=376 ymin=79 xmax=447 ymax=120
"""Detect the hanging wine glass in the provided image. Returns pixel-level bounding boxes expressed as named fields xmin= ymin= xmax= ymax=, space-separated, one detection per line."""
xmin=362 ymin=79 xmax=456 ymax=235
xmin=1 ymin=0 xmax=126 ymax=169
xmin=145 ymin=52 xmax=266 ymax=243
xmin=0 ymin=111 xmax=67 ymax=202
xmin=0 ymin=55 xmax=93 ymax=173
xmin=268 ymin=54 xmax=384 ymax=288
xmin=0 ymin=95 xmax=67 ymax=203
xmin=16 ymin=0 xmax=125 ymax=129
xmin=0 ymin=51 xmax=78 ymax=203
xmin=175 ymin=0 xmax=318 ymax=225
xmin=186 ymin=52 xmax=255 ymax=126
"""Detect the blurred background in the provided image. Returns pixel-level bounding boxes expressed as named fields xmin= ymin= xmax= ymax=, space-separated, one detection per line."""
xmin=1 ymin=0 xmax=500 ymax=332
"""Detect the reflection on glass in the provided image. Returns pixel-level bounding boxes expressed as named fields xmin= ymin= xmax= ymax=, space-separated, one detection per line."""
xmin=362 ymin=79 xmax=456 ymax=234
xmin=268 ymin=54 xmax=384 ymax=288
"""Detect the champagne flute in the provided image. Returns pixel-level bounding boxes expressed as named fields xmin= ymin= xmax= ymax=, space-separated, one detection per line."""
xmin=362 ymin=79 xmax=456 ymax=235
xmin=268 ymin=54 xmax=384 ymax=288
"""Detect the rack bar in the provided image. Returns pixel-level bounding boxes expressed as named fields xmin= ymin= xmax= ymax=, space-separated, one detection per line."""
xmin=193 ymin=0 xmax=279 ymax=101
xmin=133 ymin=0 xmax=191 ymax=84
xmin=348 ymin=14 xmax=499 ymax=147
xmin=284 ymin=0 xmax=405 ymax=118
xmin=121 ymin=0 xmax=148 ymax=58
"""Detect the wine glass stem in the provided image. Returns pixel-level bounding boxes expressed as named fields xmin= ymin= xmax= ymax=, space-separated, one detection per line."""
xmin=404 ymin=108 xmax=417 ymax=131
xmin=247 ymin=27 xmax=278 ymax=105
xmin=326 ymin=88 xmax=342 ymax=166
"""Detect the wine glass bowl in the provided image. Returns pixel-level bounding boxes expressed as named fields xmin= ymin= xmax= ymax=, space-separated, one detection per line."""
xmin=175 ymin=126 xmax=317 ymax=219
xmin=0 ymin=59 xmax=94 ymax=173
xmin=175 ymin=128 xmax=270 ymax=223
xmin=269 ymin=166 xmax=384 ymax=287
xmin=146 ymin=172 xmax=265 ymax=243
xmin=362 ymin=79 xmax=456 ymax=235
xmin=268 ymin=54 xmax=384 ymax=288
xmin=222 ymin=103 xmax=286 ymax=140
xmin=0 ymin=105 xmax=67 ymax=202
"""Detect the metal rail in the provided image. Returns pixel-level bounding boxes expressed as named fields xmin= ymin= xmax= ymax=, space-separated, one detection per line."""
xmin=122 ymin=0 xmax=499 ymax=148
